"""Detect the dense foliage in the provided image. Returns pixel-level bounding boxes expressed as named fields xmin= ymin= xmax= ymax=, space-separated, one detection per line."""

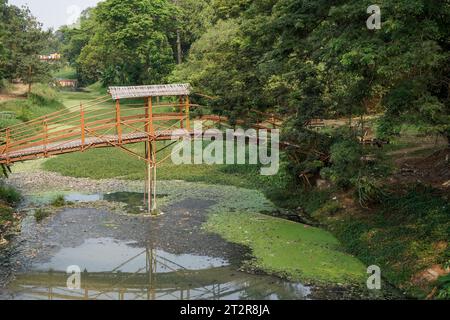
xmin=0 ymin=1 xmax=53 ymax=92
xmin=173 ymin=0 xmax=449 ymax=180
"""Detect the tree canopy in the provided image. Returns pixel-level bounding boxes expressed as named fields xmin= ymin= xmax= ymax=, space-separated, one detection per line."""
xmin=0 ymin=1 xmax=53 ymax=91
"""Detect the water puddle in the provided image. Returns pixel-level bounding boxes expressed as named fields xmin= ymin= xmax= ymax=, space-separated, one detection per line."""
xmin=28 ymin=192 xmax=168 ymax=214
xmin=3 ymin=237 xmax=311 ymax=300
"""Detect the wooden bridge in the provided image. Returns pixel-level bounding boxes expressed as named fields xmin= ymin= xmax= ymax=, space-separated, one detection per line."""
xmin=0 ymin=84 xmax=280 ymax=213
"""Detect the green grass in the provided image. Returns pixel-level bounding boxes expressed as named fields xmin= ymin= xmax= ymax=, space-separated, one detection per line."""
xmin=42 ymin=141 xmax=286 ymax=189
xmin=204 ymin=211 xmax=366 ymax=284
xmin=0 ymin=84 xmax=65 ymax=129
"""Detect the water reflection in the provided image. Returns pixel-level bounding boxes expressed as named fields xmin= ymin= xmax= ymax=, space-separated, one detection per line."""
xmin=5 ymin=238 xmax=311 ymax=300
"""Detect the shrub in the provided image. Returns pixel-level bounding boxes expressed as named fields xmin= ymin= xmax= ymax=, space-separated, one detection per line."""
xmin=0 ymin=205 xmax=14 ymax=224
xmin=355 ymin=175 xmax=386 ymax=208
xmin=51 ymin=195 xmax=66 ymax=207
xmin=0 ymin=184 xmax=22 ymax=206
xmin=34 ymin=209 xmax=50 ymax=222
xmin=28 ymin=84 xmax=60 ymax=105
xmin=321 ymin=139 xmax=363 ymax=189
xmin=437 ymin=274 xmax=450 ymax=300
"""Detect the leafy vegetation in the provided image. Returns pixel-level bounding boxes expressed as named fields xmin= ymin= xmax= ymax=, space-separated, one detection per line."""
xmin=0 ymin=1 xmax=54 ymax=93
xmin=0 ymin=183 xmax=21 ymax=206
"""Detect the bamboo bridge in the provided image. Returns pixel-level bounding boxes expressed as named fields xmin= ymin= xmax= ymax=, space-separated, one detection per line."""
xmin=0 ymin=84 xmax=281 ymax=213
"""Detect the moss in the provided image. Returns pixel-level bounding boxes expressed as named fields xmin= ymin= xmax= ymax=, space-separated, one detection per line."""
xmin=204 ymin=211 xmax=366 ymax=285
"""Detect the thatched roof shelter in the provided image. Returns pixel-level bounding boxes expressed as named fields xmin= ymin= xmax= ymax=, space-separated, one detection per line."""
xmin=109 ymin=84 xmax=191 ymax=100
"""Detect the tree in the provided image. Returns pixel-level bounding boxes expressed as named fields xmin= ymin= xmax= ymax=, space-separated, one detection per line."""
xmin=0 ymin=4 xmax=53 ymax=93
xmin=171 ymin=0 xmax=214 ymax=63
xmin=0 ymin=0 xmax=9 ymax=84
xmin=76 ymin=0 xmax=177 ymax=86
xmin=172 ymin=0 xmax=449 ymax=183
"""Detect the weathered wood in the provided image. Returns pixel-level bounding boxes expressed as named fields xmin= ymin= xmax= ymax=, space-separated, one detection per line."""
xmin=109 ymin=84 xmax=191 ymax=100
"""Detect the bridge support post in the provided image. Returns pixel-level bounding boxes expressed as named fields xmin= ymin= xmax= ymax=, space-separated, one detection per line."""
xmin=116 ymin=99 xmax=122 ymax=144
xmin=145 ymin=96 xmax=157 ymax=214
xmin=185 ymin=95 xmax=190 ymax=130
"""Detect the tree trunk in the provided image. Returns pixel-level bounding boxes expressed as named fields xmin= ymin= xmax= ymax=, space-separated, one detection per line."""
xmin=27 ymin=65 xmax=32 ymax=96
xmin=176 ymin=29 xmax=182 ymax=64
xmin=445 ymin=132 xmax=450 ymax=149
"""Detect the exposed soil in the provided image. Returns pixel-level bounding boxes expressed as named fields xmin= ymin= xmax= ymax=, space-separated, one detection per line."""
xmin=0 ymin=84 xmax=28 ymax=102
xmin=390 ymin=148 xmax=450 ymax=191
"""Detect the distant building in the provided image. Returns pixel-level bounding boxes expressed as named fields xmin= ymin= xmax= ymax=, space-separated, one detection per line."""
xmin=39 ymin=53 xmax=61 ymax=61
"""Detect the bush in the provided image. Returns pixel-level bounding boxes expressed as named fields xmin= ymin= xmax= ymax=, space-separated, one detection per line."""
xmin=0 ymin=184 xmax=22 ymax=206
xmin=0 ymin=79 xmax=13 ymax=93
xmin=0 ymin=205 xmax=14 ymax=224
xmin=34 ymin=209 xmax=50 ymax=222
xmin=321 ymin=139 xmax=363 ymax=189
xmin=355 ymin=175 xmax=386 ymax=208
xmin=51 ymin=195 xmax=66 ymax=207
xmin=28 ymin=84 xmax=60 ymax=105
xmin=437 ymin=274 xmax=450 ymax=300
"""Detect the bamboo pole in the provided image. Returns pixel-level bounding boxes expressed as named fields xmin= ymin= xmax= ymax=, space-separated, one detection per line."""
xmin=179 ymin=96 xmax=184 ymax=129
xmin=43 ymin=118 xmax=48 ymax=157
xmin=116 ymin=99 xmax=122 ymax=144
xmin=185 ymin=95 xmax=190 ymax=130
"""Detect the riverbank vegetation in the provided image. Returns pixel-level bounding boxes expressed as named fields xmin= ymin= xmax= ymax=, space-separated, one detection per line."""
xmin=0 ymin=183 xmax=21 ymax=244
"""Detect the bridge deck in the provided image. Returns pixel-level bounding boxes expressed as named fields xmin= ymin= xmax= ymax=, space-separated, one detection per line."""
xmin=0 ymin=130 xmax=196 ymax=164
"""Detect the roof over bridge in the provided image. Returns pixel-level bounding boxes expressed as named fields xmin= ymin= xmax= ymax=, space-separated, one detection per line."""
xmin=109 ymin=84 xmax=191 ymax=100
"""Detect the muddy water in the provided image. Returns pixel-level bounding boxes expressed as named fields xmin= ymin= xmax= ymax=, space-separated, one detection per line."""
xmin=0 ymin=193 xmax=313 ymax=300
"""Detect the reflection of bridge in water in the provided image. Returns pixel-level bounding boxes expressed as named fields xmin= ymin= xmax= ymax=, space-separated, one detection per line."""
xmin=8 ymin=246 xmax=309 ymax=300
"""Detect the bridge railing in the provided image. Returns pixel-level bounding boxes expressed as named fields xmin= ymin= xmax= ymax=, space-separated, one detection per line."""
xmin=0 ymin=96 xmax=194 ymax=164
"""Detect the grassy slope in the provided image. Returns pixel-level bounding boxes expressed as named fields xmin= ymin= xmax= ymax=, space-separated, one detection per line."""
xmin=0 ymin=84 xmax=65 ymax=129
